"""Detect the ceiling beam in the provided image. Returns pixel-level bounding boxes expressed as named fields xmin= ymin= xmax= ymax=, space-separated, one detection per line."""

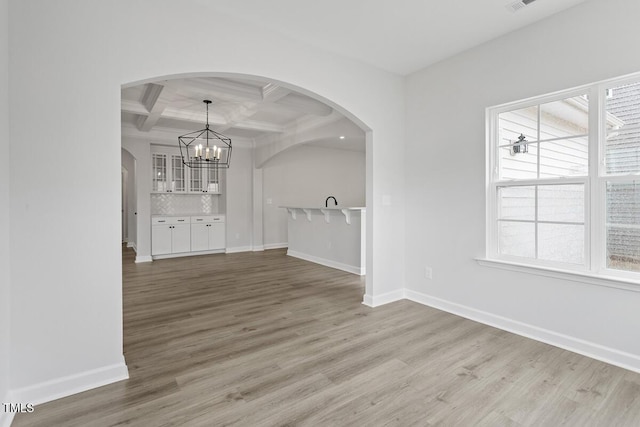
xmin=121 ymin=99 xmax=284 ymax=133
xmin=164 ymin=78 xmax=264 ymax=102
xmin=135 ymin=83 xmax=175 ymax=132
xmin=262 ymin=83 xmax=291 ymax=103
xmin=215 ymin=84 xmax=292 ymax=132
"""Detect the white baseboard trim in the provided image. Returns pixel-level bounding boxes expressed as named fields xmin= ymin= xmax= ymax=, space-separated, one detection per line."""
xmin=0 ymin=390 xmax=15 ymax=427
xmin=0 ymin=412 xmax=14 ymax=427
xmin=404 ymin=289 xmax=640 ymax=374
xmin=252 ymin=245 xmax=265 ymax=252
xmin=362 ymin=289 xmax=405 ymax=307
xmin=126 ymin=241 xmax=137 ymax=253
xmin=287 ymin=250 xmax=364 ymax=276
xmin=134 ymin=255 xmax=152 ymax=263
xmin=153 ymin=249 xmax=225 ymax=260
xmin=263 ymin=243 xmax=288 ymax=250
xmin=225 ymin=246 xmax=253 ymax=254
xmin=11 ymin=360 xmax=128 ymax=407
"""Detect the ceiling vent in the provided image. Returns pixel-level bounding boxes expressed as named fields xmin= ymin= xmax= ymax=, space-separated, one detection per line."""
xmin=506 ymin=0 xmax=537 ymax=13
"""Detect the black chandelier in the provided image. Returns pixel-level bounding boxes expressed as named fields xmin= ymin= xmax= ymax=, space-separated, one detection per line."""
xmin=178 ymin=100 xmax=232 ymax=169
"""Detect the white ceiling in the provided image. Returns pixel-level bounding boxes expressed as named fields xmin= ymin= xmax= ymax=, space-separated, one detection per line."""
xmin=200 ymin=0 xmax=586 ymax=75
xmin=123 ymin=1 xmax=587 ymax=151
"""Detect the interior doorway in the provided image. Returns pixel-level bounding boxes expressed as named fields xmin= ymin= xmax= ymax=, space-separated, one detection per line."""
xmin=120 ymin=73 xmax=371 ymax=281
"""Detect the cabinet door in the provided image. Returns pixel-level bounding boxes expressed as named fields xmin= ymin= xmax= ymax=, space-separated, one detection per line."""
xmin=170 ymin=155 xmax=186 ymax=192
xmin=209 ymin=223 xmax=226 ymax=250
xmin=171 ymin=224 xmax=191 ymax=253
xmin=152 ymin=153 xmax=168 ymax=192
xmin=190 ymin=223 xmax=209 ymax=252
xmin=205 ymin=167 xmax=220 ymax=193
xmin=151 ymin=225 xmax=172 ymax=255
xmin=190 ymin=163 xmax=205 ymax=192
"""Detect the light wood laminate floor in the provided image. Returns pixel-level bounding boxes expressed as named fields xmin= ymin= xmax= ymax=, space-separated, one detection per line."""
xmin=14 ymin=246 xmax=640 ymax=426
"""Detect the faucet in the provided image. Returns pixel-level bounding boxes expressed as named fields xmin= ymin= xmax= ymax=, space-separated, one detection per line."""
xmin=325 ymin=196 xmax=338 ymax=207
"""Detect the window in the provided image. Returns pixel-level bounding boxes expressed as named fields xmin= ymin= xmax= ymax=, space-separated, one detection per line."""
xmin=487 ymin=73 xmax=640 ymax=279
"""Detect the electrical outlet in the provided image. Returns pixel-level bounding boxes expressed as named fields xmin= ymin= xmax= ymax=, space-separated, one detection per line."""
xmin=266 ymin=198 xmax=273 ymax=205
xmin=424 ymin=266 xmax=432 ymax=279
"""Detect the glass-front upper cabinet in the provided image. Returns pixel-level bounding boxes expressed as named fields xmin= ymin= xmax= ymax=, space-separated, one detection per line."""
xmin=151 ymin=146 xmax=223 ymax=193
xmin=171 ymin=155 xmax=186 ymax=192
xmin=152 ymin=153 xmax=167 ymax=192
xmin=190 ymin=160 xmax=205 ymax=192
xmin=206 ymin=167 xmax=220 ymax=193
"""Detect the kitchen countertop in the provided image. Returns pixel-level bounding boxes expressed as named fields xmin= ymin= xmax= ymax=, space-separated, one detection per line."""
xmin=279 ymin=206 xmax=365 ymax=211
xmin=151 ymin=213 xmax=224 ymax=217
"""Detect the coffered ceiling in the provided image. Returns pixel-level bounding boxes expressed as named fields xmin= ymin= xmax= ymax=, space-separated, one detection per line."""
xmin=121 ymin=76 xmax=365 ymax=153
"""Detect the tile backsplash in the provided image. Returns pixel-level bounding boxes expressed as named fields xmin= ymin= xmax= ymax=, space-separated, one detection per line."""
xmin=151 ymin=194 xmax=219 ymax=215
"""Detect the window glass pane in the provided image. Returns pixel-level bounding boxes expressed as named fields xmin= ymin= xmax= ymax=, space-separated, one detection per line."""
xmin=539 ymin=95 xmax=589 ymax=139
xmin=606 ymin=181 xmax=640 ymax=272
xmin=498 ymin=106 xmax=538 ymax=145
xmin=498 ymin=186 xmax=535 ymax=221
xmin=606 ymin=81 xmax=640 ymax=128
xmin=538 ymin=223 xmax=584 ymax=264
xmin=538 ymin=184 xmax=584 ymax=223
xmin=605 ymin=82 xmax=640 ymax=175
xmin=539 ymin=137 xmax=588 ymax=178
xmin=498 ymin=142 xmax=538 ymax=180
xmin=498 ymin=221 xmax=535 ymax=258
xmin=605 ymin=130 xmax=640 ymax=175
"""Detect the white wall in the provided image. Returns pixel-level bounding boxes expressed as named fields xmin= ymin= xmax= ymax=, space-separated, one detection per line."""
xmin=0 ymin=0 xmax=10 ymax=412
xmin=405 ymin=0 xmax=640 ymax=370
xmin=121 ymin=148 xmax=136 ymax=248
xmin=262 ymin=144 xmax=365 ymax=246
xmin=226 ymin=144 xmax=253 ymax=251
xmin=8 ymin=0 xmax=405 ymax=399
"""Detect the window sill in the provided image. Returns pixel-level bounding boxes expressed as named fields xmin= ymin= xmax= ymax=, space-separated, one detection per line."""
xmin=476 ymin=258 xmax=640 ymax=293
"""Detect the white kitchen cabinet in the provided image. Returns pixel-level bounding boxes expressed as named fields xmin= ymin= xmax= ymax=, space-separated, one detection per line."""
xmin=170 ymin=155 xmax=186 ymax=192
xmin=152 ymin=152 xmax=188 ymax=193
xmin=151 ymin=145 xmax=222 ymax=194
xmin=209 ymin=222 xmax=225 ymax=250
xmin=151 ymin=216 xmax=191 ymax=255
xmin=171 ymin=224 xmax=191 ymax=253
xmin=151 ymin=224 xmax=172 ymax=255
xmin=152 ymin=153 xmax=168 ymax=192
xmin=190 ymin=215 xmax=226 ymax=252
xmin=190 ymin=223 xmax=210 ymax=252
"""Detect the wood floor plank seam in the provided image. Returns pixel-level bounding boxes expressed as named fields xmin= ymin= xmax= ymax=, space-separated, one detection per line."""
xmin=12 ymin=246 xmax=640 ymax=426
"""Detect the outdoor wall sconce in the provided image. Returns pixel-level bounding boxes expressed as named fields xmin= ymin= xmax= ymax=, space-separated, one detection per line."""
xmin=511 ymin=133 xmax=528 ymax=155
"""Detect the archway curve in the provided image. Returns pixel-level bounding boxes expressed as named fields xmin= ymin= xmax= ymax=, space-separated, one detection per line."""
xmin=122 ymin=71 xmax=373 ymax=134
xmin=121 ymin=71 xmax=374 ymax=300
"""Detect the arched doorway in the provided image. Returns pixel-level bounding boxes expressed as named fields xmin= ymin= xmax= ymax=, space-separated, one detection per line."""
xmin=121 ymin=72 xmax=373 ymax=297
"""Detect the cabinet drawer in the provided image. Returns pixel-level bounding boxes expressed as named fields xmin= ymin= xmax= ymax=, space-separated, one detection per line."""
xmin=191 ymin=215 xmax=225 ymax=223
xmin=191 ymin=215 xmax=215 ymax=223
xmin=152 ymin=216 xmax=190 ymax=225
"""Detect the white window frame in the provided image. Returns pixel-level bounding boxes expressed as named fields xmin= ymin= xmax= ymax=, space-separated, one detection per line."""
xmin=485 ymin=71 xmax=640 ymax=286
